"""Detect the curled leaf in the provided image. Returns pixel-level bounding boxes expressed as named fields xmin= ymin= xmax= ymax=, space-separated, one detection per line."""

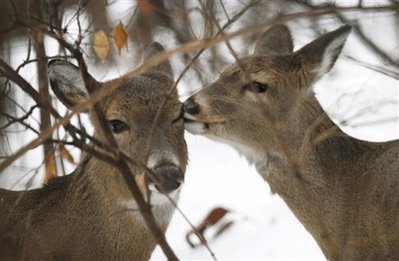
xmin=59 ymin=144 xmax=75 ymax=164
xmin=113 ymin=21 xmax=128 ymax=54
xmin=93 ymin=30 xmax=110 ymax=61
xmin=186 ymin=206 xmax=233 ymax=248
xmin=44 ymin=154 xmax=57 ymax=184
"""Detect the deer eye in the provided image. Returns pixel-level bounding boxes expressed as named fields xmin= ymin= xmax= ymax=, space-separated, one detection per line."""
xmin=108 ymin=119 xmax=128 ymax=133
xmin=243 ymin=81 xmax=268 ymax=93
xmin=254 ymin=82 xmax=268 ymax=93
xmin=252 ymin=82 xmax=268 ymax=93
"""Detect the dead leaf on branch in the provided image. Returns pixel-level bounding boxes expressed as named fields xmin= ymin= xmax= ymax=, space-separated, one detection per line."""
xmin=59 ymin=144 xmax=75 ymax=164
xmin=44 ymin=154 xmax=57 ymax=184
xmin=93 ymin=30 xmax=110 ymax=61
xmin=113 ymin=21 xmax=128 ymax=54
xmin=186 ymin=206 xmax=234 ymax=248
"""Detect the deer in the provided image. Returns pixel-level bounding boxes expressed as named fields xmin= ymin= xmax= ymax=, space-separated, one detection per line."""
xmin=183 ymin=24 xmax=399 ymax=260
xmin=0 ymin=42 xmax=188 ymax=260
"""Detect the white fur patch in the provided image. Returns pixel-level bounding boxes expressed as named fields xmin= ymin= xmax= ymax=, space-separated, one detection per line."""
xmin=207 ymin=135 xmax=262 ymax=166
xmin=147 ymin=153 xmax=180 ymax=169
xmin=121 ymin=187 xmax=179 ymax=212
xmin=148 ymin=187 xmax=180 ymax=206
xmin=121 ymin=194 xmax=177 ymax=226
xmin=184 ymin=121 xmax=207 ymax=135
xmin=244 ymin=90 xmax=258 ymax=102
xmin=123 ymin=200 xmax=139 ymax=212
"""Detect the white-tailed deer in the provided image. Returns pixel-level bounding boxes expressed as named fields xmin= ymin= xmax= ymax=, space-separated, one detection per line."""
xmin=183 ymin=25 xmax=399 ymax=260
xmin=0 ymin=42 xmax=187 ymax=260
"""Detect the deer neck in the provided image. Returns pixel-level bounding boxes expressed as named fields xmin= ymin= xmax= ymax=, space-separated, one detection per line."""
xmin=254 ymin=92 xmax=399 ymax=258
xmin=70 ymin=153 xmax=175 ymax=229
xmin=66 ymin=155 xmax=129 ymax=214
xmin=255 ymin=92 xmax=366 ymax=187
xmin=290 ymin=93 xmax=371 ymax=170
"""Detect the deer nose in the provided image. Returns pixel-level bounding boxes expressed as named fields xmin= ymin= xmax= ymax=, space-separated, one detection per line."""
xmin=183 ymin=98 xmax=199 ymax=115
xmin=152 ymin=164 xmax=184 ymax=193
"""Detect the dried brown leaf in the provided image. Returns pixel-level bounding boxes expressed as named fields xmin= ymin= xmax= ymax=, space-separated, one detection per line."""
xmin=93 ymin=30 xmax=110 ymax=61
xmin=186 ymin=206 xmax=232 ymax=248
xmin=44 ymin=154 xmax=57 ymax=184
xmin=113 ymin=21 xmax=128 ymax=54
xmin=59 ymin=144 xmax=75 ymax=164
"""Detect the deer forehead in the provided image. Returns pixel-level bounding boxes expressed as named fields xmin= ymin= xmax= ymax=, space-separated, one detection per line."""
xmin=116 ymin=74 xmax=175 ymax=97
xmin=104 ymin=92 xmax=179 ymax=119
xmin=103 ymin=76 xmax=179 ymax=117
xmin=220 ymin=57 xmax=282 ymax=84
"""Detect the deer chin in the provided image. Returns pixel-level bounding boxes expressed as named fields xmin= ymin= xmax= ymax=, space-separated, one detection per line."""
xmin=148 ymin=184 xmax=181 ymax=205
xmin=183 ymin=113 xmax=209 ymax=135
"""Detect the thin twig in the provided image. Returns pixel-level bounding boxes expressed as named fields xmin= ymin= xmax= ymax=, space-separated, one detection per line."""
xmin=294 ymin=0 xmax=399 ymax=69
xmin=0 ymin=105 xmax=38 ymax=130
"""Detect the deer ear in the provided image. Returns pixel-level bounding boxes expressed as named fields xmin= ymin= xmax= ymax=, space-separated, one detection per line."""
xmin=143 ymin=42 xmax=173 ymax=78
xmin=254 ymin=24 xmax=293 ymax=56
xmin=48 ymin=59 xmax=91 ymax=110
xmin=296 ymin=25 xmax=351 ymax=81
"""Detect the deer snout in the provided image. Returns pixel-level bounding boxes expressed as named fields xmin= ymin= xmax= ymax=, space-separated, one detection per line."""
xmin=183 ymin=98 xmax=200 ymax=115
xmin=183 ymin=97 xmax=209 ymax=135
xmin=152 ymin=164 xmax=184 ymax=193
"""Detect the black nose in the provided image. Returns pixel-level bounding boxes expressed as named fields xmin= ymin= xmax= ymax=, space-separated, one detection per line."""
xmin=183 ymin=98 xmax=199 ymax=115
xmin=152 ymin=165 xmax=184 ymax=193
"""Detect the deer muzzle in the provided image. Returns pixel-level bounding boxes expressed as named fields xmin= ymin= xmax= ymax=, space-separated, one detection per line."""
xmin=183 ymin=98 xmax=200 ymax=114
xmin=183 ymin=98 xmax=209 ymax=135
xmin=152 ymin=164 xmax=184 ymax=193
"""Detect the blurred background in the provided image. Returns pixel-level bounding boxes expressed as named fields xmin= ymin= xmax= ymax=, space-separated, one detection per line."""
xmin=0 ymin=0 xmax=398 ymax=260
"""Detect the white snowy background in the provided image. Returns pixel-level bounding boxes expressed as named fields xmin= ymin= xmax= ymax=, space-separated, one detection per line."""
xmin=0 ymin=1 xmax=398 ymax=260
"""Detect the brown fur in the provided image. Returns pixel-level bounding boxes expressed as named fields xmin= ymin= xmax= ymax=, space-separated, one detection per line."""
xmin=184 ymin=25 xmax=399 ymax=260
xmin=0 ymin=42 xmax=188 ymax=260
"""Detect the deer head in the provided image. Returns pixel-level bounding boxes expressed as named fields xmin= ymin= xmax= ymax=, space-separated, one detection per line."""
xmin=48 ymin=42 xmax=188 ymax=196
xmin=183 ymin=25 xmax=351 ymax=163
